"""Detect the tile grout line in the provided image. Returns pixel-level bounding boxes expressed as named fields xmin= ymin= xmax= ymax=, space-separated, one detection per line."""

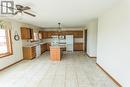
xmin=64 ymin=63 xmax=66 ymax=87
xmin=37 ymin=63 xmax=51 ymax=87
xmin=51 ymin=62 xmax=59 ymax=87
xmin=73 ymin=61 xmax=79 ymax=87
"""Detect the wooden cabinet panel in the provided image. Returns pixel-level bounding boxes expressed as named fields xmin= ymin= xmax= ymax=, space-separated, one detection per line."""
xmin=73 ymin=31 xmax=83 ymax=38
xmin=62 ymin=31 xmax=83 ymax=38
xmin=21 ymin=27 xmax=34 ymax=40
xmin=65 ymin=31 xmax=73 ymax=35
xmin=21 ymin=27 xmax=31 ymax=39
xmin=78 ymin=31 xmax=83 ymax=38
xmin=50 ymin=31 xmax=55 ymax=36
xmin=50 ymin=47 xmax=61 ymax=61
xmin=39 ymin=30 xmax=83 ymax=39
xmin=23 ymin=46 xmax=36 ymax=60
xmin=74 ymin=43 xmax=83 ymax=51
xmin=41 ymin=43 xmax=47 ymax=54
xmin=47 ymin=31 xmax=52 ymax=38
xmin=47 ymin=43 xmax=51 ymax=51
xmin=43 ymin=31 xmax=48 ymax=38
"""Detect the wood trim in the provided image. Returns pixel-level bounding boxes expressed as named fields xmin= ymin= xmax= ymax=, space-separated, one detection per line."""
xmin=0 ymin=53 xmax=13 ymax=58
xmin=0 ymin=59 xmax=23 ymax=71
xmin=0 ymin=30 xmax=13 ymax=58
xmin=96 ymin=63 xmax=122 ymax=87
xmin=86 ymin=53 xmax=96 ymax=58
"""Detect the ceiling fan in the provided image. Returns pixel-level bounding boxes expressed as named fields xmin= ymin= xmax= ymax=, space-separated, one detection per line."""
xmin=14 ymin=5 xmax=36 ymax=17
xmin=0 ymin=4 xmax=36 ymax=17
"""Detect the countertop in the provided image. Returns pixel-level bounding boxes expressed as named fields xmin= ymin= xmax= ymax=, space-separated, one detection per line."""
xmin=50 ymin=45 xmax=66 ymax=48
xmin=23 ymin=42 xmax=47 ymax=47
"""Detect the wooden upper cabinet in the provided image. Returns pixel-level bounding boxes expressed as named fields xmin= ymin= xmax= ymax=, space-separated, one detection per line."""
xmin=37 ymin=30 xmax=83 ymax=39
xmin=78 ymin=31 xmax=83 ymax=38
xmin=21 ymin=27 xmax=34 ymax=40
xmin=63 ymin=31 xmax=83 ymax=38
xmin=42 ymin=31 xmax=45 ymax=39
xmin=52 ymin=31 xmax=58 ymax=36
xmin=47 ymin=31 xmax=52 ymax=38
xmin=73 ymin=31 xmax=83 ymax=38
xmin=21 ymin=27 xmax=31 ymax=39
xmin=65 ymin=31 xmax=73 ymax=35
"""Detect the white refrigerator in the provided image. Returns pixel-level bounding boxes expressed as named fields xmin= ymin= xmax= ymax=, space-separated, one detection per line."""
xmin=66 ymin=35 xmax=73 ymax=52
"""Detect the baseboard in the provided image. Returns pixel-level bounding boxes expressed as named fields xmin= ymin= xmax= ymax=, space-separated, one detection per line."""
xmin=87 ymin=53 xmax=96 ymax=58
xmin=0 ymin=59 xmax=23 ymax=71
xmin=96 ymin=63 xmax=122 ymax=87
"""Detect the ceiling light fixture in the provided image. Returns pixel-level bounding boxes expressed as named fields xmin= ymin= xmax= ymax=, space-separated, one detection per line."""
xmin=58 ymin=22 xmax=61 ymax=32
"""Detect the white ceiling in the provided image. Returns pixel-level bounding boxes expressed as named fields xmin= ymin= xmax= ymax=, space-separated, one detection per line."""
xmin=7 ymin=0 xmax=119 ymax=28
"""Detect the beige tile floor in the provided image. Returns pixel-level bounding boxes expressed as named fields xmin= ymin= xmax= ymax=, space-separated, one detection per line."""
xmin=0 ymin=52 xmax=118 ymax=87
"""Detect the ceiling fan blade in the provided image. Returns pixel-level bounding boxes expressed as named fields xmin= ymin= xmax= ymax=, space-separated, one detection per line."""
xmin=23 ymin=6 xmax=31 ymax=10
xmin=24 ymin=11 xmax=36 ymax=17
xmin=16 ymin=5 xmax=23 ymax=10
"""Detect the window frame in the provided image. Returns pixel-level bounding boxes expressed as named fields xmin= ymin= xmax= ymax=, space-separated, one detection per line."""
xmin=0 ymin=30 xmax=13 ymax=58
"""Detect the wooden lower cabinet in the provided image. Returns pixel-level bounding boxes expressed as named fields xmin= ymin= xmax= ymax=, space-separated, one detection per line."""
xmin=23 ymin=46 xmax=36 ymax=60
xmin=50 ymin=47 xmax=62 ymax=61
xmin=47 ymin=43 xmax=51 ymax=51
xmin=41 ymin=43 xmax=47 ymax=54
xmin=74 ymin=43 xmax=83 ymax=51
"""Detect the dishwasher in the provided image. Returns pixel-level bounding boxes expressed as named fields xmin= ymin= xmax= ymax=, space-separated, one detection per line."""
xmin=36 ymin=44 xmax=41 ymax=58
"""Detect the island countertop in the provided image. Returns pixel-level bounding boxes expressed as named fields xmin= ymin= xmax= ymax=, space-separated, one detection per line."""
xmin=50 ymin=45 xmax=66 ymax=49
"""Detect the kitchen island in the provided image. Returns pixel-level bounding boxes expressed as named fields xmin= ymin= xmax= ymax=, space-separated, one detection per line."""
xmin=50 ymin=45 xmax=65 ymax=61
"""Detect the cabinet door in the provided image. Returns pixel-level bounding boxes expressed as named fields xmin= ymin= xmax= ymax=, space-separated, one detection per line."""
xmin=23 ymin=47 xmax=36 ymax=59
xmin=73 ymin=31 xmax=78 ymax=38
xmin=51 ymin=31 xmax=58 ymax=36
xmin=47 ymin=32 xmax=52 ymax=38
xmin=66 ymin=31 xmax=73 ymax=35
xmin=21 ymin=27 xmax=31 ymax=39
xmin=74 ymin=43 xmax=83 ymax=51
xmin=78 ymin=31 xmax=83 ymax=38
xmin=43 ymin=31 xmax=47 ymax=38
xmin=73 ymin=31 xmax=83 ymax=38
xmin=47 ymin=43 xmax=50 ymax=51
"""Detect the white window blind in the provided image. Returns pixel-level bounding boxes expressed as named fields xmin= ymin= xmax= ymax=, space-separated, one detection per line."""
xmin=0 ymin=29 xmax=8 ymax=54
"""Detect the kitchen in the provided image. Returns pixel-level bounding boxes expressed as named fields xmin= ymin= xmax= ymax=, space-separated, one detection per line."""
xmin=21 ymin=26 xmax=84 ymax=61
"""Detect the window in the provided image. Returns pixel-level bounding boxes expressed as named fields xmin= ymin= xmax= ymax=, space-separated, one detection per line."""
xmin=0 ymin=29 xmax=12 ymax=58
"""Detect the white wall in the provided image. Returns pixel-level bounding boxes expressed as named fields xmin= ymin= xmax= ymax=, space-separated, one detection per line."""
xmin=97 ymin=0 xmax=130 ymax=87
xmin=86 ymin=19 xmax=98 ymax=57
xmin=0 ymin=20 xmax=23 ymax=69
